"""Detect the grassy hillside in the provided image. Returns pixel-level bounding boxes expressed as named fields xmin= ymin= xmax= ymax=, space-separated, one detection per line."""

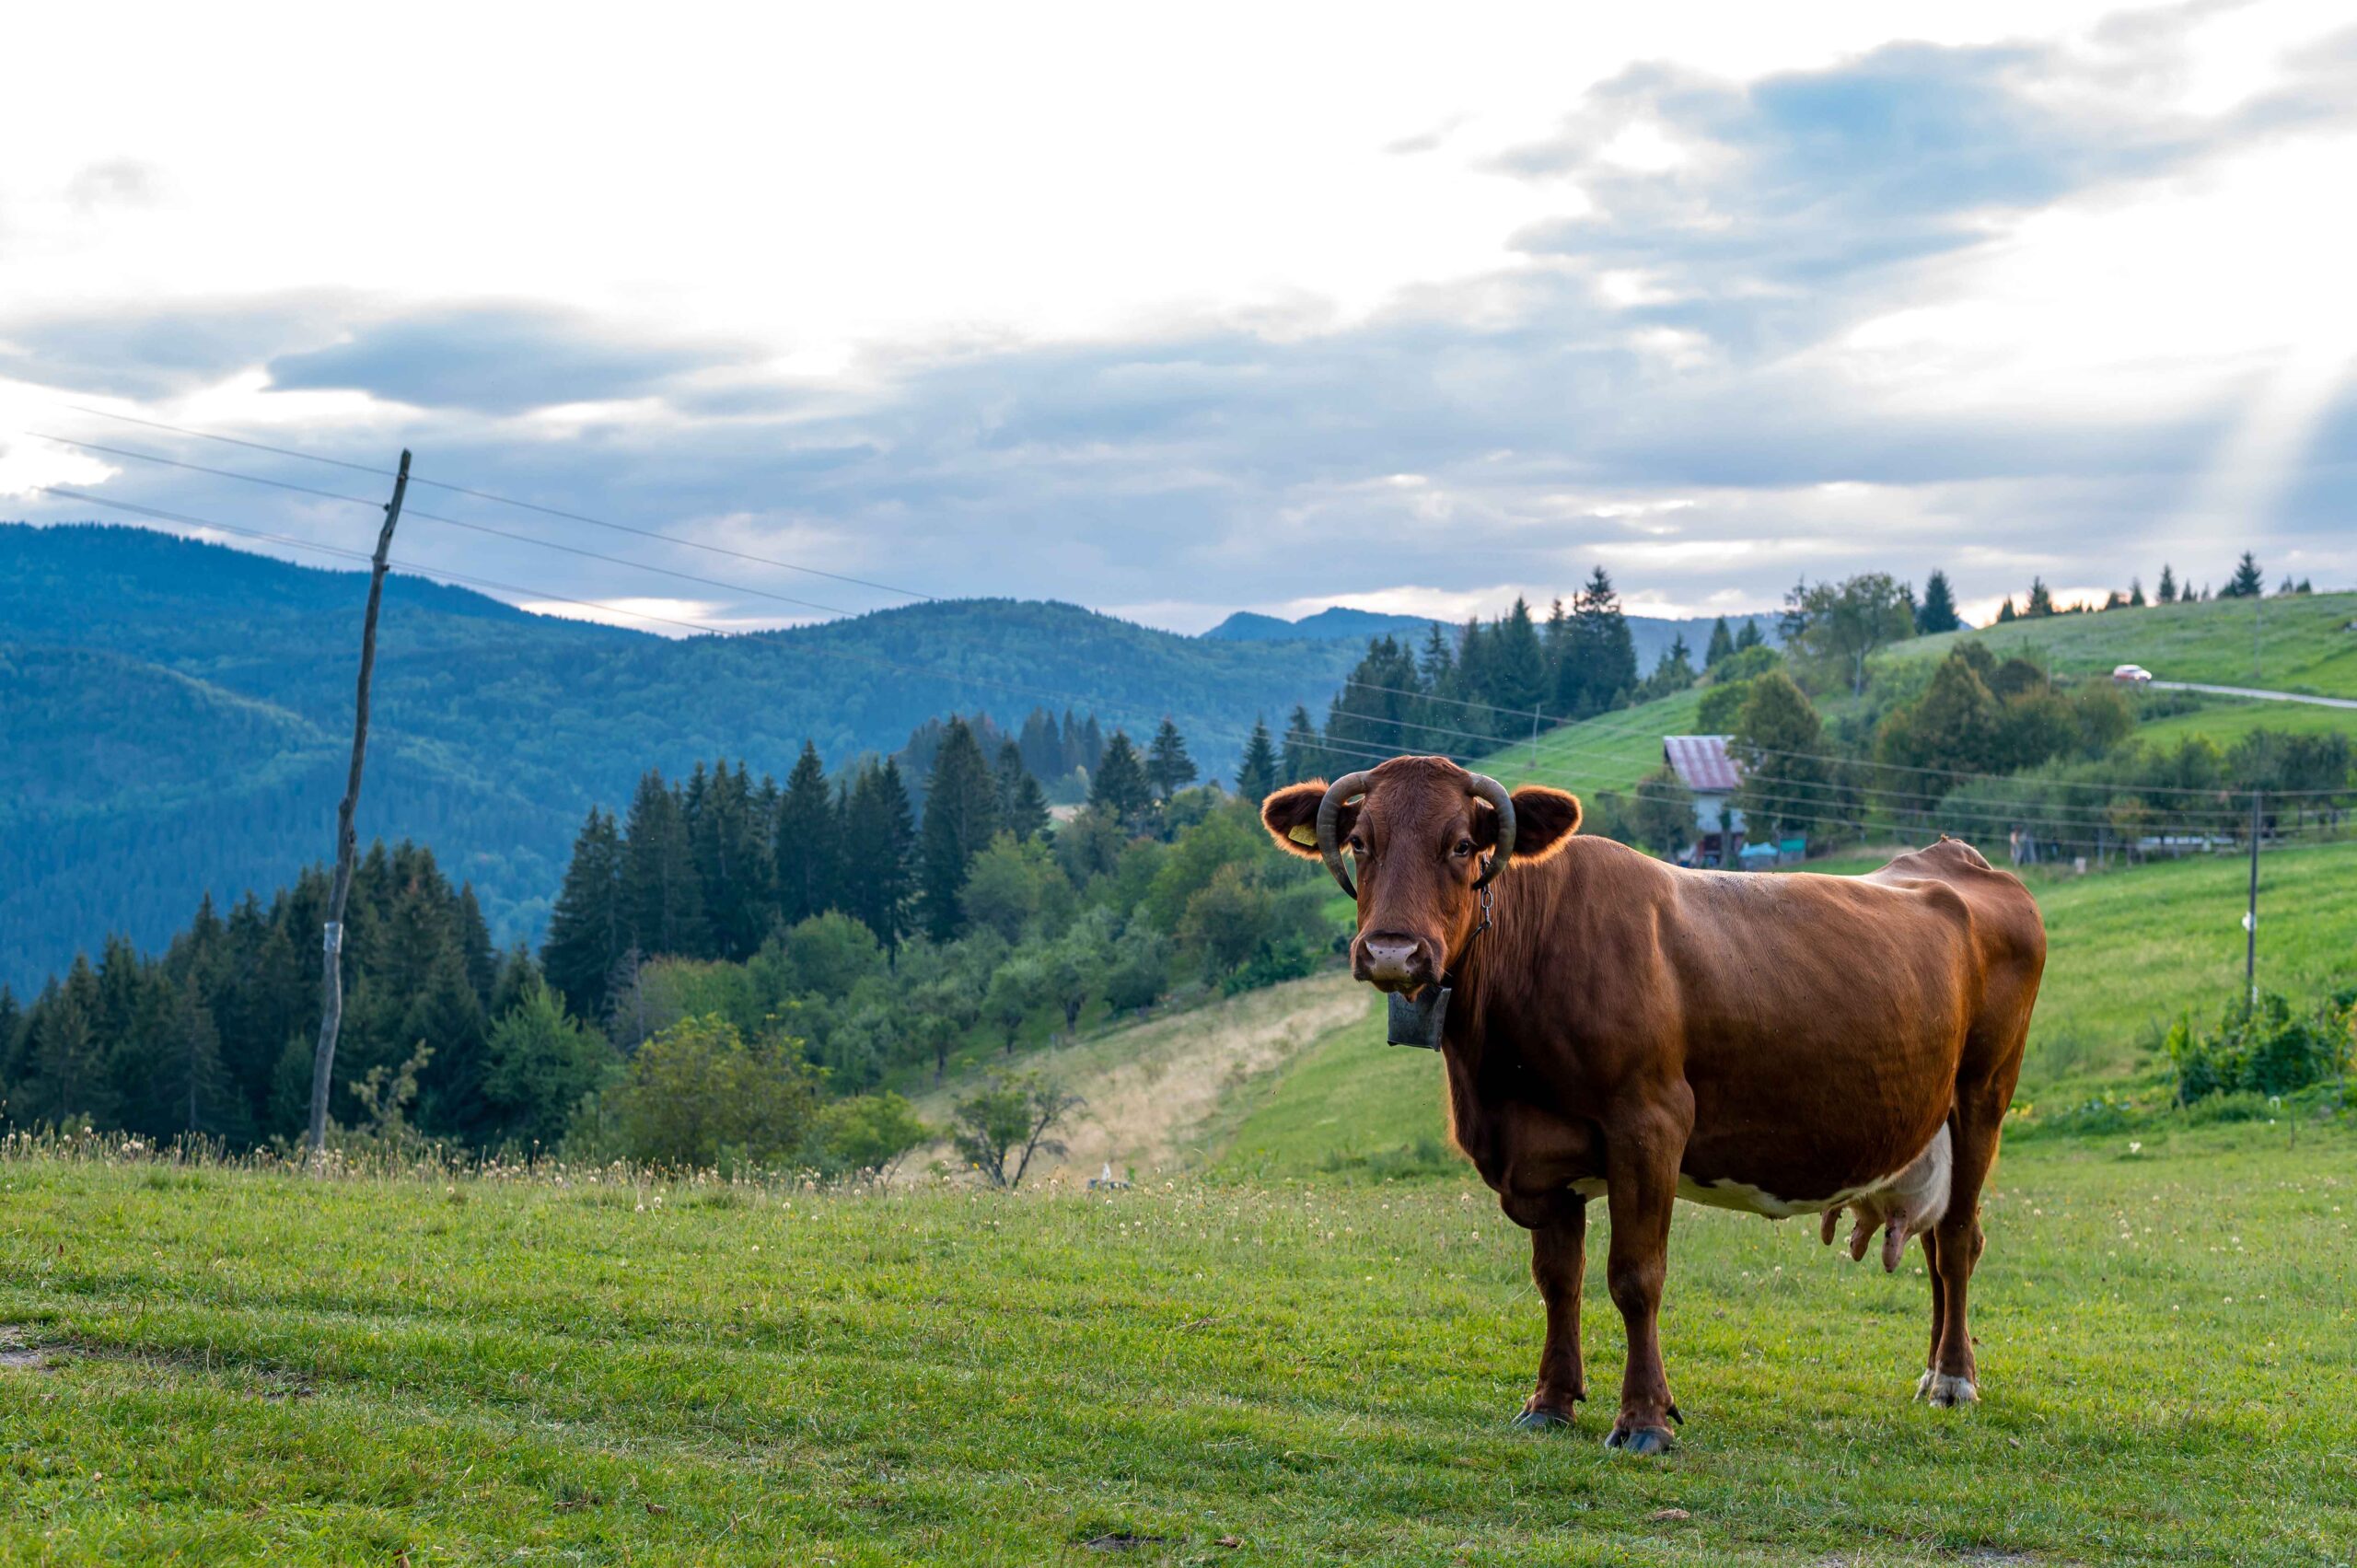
xmin=1487 ymin=688 xmax=1704 ymax=796
xmin=5 ymin=1133 xmax=2351 ymax=1566
xmin=0 ymin=524 xmax=1372 ymax=989
xmin=1890 ymin=588 xmax=2357 ymax=698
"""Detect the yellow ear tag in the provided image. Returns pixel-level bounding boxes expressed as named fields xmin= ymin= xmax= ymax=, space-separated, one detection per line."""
xmin=1287 ymin=824 xmax=1319 ymax=846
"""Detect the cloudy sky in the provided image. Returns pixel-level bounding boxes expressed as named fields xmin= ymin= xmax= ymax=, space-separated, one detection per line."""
xmin=3 ymin=0 xmax=2352 ymax=634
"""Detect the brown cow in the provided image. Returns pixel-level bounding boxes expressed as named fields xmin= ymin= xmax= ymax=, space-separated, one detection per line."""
xmin=1262 ymin=756 xmax=2044 ymax=1454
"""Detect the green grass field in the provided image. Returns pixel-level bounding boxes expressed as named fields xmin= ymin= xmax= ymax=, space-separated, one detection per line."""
xmin=1889 ymin=589 xmax=2357 ymax=699
xmin=5 ymin=1129 xmax=2352 ymax=1567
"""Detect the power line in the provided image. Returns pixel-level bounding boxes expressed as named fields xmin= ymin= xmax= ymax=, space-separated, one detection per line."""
xmin=49 ymin=406 xmax=943 ymax=606
xmin=34 ymin=485 xmax=1312 ymax=769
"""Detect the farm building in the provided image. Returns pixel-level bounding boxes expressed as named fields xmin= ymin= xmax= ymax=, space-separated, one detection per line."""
xmin=1663 ymin=735 xmax=1746 ymax=868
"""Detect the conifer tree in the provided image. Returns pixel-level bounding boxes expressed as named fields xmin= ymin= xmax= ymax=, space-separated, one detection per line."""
xmin=1704 ymin=615 xmax=1736 ymax=668
xmin=996 ymin=739 xmax=1051 ymax=841
xmin=919 ymin=718 xmax=1001 ymax=942
xmin=1144 ymin=718 xmax=1198 ymax=799
xmin=1327 ymin=636 xmax=1424 ymax=758
xmin=2026 ymin=577 xmax=2055 ymax=617
xmin=2129 ymin=577 xmax=2146 ymax=608
xmin=1490 ymin=597 xmax=1548 ymax=722
xmin=1089 ymin=729 xmax=1154 ymax=826
xmin=1280 ymin=705 xmax=1322 ymax=784
xmin=2227 ymin=552 xmax=2265 ymax=598
xmin=2157 ymin=563 xmax=2177 ymax=603
xmin=689 ymin=759 xmax=772 ymax=960
xmin=1556 ymin=567 xmax=1638 ymax=717
xmin=1997 ymin=597 xmax=2017 ymax=622
xmin=1235 ymin=716 xmax=1280 ymax=803
xmin=541 ymin=807 xmax=626 ymax=1019
xmin=620 ymin=770 xmax=708 ymax=960
xmin=1419 ymin=622 xmax=1455 ymax=689
xmin=1915 ymin=569 xmax=1962 ymax=633
xmin=1735 ymin=618 xmax=1765 ymax=651
xmin=774 ymin=742 xmax=839 ymax=929
xmin=842 ymin=760 xmax=919 ymax=955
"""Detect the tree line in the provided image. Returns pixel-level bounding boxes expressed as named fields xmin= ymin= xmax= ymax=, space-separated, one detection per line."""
xmin=1 ymin=713 xmax=1332 ymax=1170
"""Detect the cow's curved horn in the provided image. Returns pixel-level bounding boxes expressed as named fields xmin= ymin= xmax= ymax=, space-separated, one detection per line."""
xmin=1315 ymin=771 xmax=1373 ymax=900
xmin=1467 ymin=771 xmax=1515 ymax=889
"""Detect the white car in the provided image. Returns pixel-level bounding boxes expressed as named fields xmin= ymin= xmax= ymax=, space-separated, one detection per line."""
xmin=2111 ymin=663 xmax=2154 ymax=684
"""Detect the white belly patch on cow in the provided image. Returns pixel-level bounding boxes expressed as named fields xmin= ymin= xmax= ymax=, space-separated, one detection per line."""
xmin=1568 ymin=1123 xmax=1956 ymax=1225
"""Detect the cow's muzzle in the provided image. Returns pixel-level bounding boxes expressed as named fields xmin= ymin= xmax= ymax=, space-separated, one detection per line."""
xmin=1353 ymin=930 xmax=1436 ymax=993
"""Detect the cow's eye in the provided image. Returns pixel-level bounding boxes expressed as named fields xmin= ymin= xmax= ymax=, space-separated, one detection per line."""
xmin=1346 ymin=833 xmax=1366 ymax=854
xmin=1452 ymin=839 xmax=1475 ymax=858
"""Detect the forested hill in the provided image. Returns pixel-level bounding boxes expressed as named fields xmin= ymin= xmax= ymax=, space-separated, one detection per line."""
xmin=0 ymin=523 xmax=1369 ymax=988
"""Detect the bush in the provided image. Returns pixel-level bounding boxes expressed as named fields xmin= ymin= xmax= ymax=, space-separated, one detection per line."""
xmin=2168 ymin=989 xmax=2352 ymax=1104
xmin=598 ymin=1014 xmax=819 ymax=1169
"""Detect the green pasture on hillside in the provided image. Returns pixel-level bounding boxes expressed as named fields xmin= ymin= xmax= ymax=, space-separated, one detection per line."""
xmin=4 ymin=1131 xmax=2353 ymax=1567
xmin=1889 ymin=589 xmax=2357 ymax=699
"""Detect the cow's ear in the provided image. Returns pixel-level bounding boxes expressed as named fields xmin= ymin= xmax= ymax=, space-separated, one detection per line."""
xmin=1505 ymin=785 xmax=1582 ymax=865
xmin=1261 ymin=781 xmax=1333 ymax=858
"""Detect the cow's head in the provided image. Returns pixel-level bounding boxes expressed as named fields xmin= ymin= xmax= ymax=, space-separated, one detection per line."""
xmin=1261 ymin=756 xmax=1581 ymax=993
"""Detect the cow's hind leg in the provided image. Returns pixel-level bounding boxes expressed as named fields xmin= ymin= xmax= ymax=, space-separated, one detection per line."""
xmin=1505 ymin=1191 xmax=1590 ymax=1429
xmin=1917 ymin=1096 xmax=2002 ymax=1408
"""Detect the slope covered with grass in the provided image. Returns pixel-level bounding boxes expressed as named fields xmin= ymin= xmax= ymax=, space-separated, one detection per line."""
xmin=1889 ymin=589 xmax=2357 ymax=698
xmin=4 ymin=1132 xmax=2352 ymax=1566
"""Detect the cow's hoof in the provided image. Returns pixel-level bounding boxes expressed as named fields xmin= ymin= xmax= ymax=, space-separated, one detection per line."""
xmin=1914 ymin=1370 xmax=1980 ymax=1407
xmin=1512 ymin=1403 xmax=1576 ymax=1431
xmin=1604 ymin=1423 xmax=1677 ymax=1456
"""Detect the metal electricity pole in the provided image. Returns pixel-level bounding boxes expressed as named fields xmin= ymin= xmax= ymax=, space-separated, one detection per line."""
xmin=307 ymin=449 xmax=412 ymax=1163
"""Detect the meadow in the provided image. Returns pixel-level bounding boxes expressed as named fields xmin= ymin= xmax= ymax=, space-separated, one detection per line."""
xmin=3 ymin=1122 xmax=2353 ymax=1568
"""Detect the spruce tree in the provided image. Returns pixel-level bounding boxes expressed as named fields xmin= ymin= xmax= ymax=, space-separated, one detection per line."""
xmin=1144 ymin=718 xmax=1198 ymax=799
xmin=843 ymin=760 xmax=918 ymax=955
xmin=1558 ymin=567 xmax=1638 ymax=717
xmin=540 ymin=807 xmax=626 ymax=1019
xmin=1735 ymin=618 xmax=1765 ymax=651
xmin=774 ymin=742 xmax=839 ymax=929
xmin=919 ymin=718 xmax=1001 ymax=942
xmin=1997 ymin=598 xmax=2017 ymax=622
xmin=690 ymin=759 xmax=772 ymax=960
xmin=2129 ymin=577 xmax=2146 ymax=608
xmin=1328 ymin=636 xmax=1424 ymax=758
xmin=2227 ymin=552 xmax=2265 ymax=598
xmin=619 ymin=771 xmax=708 ymax=960
xmin=1280 ymin=705 xmax=1322 ymax=784
xmin=1705 ymin=616 xmax=1736 ymax=668
xmin=2157 ymin=563 xmax=2177 ymax=603
xmin=2026 ymin=577 xmax=2055 ymax=617
xmin=1089 ymin=729 xmax=1154 ymax=826
xmin=996 ymin=739 xmax=1051 ymax=841
xmin=1235 ymin=717 xmax=1280 ymax=803
xmin=1418 ymin=622 xmax=1455 ymax=689
xmin=1491 ymin=597 xmax=1548 ymax=721
xmin=1915 ymin=569 xmax=1962 ymax=634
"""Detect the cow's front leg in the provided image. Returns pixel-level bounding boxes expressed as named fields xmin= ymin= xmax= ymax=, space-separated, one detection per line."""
xmin=1504 ymin=1191 xmax=1589 ymax=1428
xmin=1601 ymin=1108 xmax=1687 ymax=1454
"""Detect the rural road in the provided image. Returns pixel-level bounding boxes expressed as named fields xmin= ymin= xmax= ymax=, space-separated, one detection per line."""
xmin=2150 ymin=680 xmax=2357 ymax=710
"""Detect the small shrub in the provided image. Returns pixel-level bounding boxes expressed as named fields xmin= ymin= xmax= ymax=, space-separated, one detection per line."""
xmin=2168 ymin=990 xmax=2353 ymax=1105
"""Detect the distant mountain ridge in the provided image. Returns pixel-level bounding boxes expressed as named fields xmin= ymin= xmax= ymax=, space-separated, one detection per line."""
xmin=1203 ymin=602 xmax=1767 ymax=672
xmin=1202 ymin=607 xmax=1436 ymax=644
xmin=0 ymin=523 xmax=1373 ymax=989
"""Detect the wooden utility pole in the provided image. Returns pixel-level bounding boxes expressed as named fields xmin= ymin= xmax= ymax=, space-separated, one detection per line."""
xmin=2244 ymin=788 xmax=2261 ymax=1006
xmin=307 ymin=450 xmax=411 ymax=1162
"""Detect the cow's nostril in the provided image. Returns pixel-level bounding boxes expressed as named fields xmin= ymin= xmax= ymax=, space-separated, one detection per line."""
xmin=1360 ymin=935 xmax=1422 ymax=973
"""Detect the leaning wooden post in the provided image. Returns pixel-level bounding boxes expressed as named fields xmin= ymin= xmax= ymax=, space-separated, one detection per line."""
xmin=307 ymin=449 xmax=411 ymax=1165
